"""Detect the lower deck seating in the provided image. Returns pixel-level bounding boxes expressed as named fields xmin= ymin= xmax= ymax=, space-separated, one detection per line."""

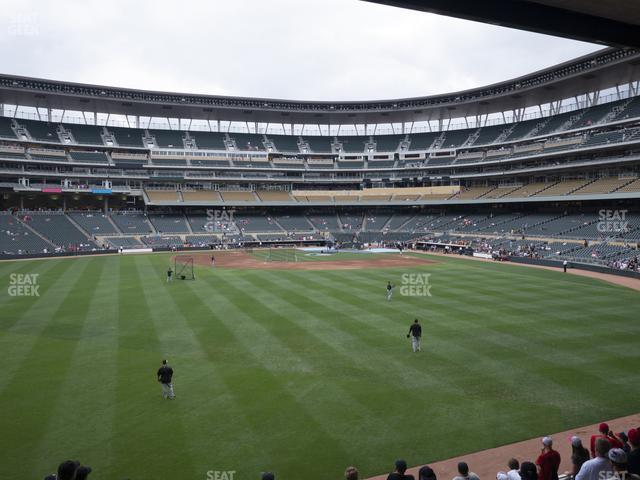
xmin=141 ymin=236 xmax=183 ymax=247
xmin=148 ymin=214 xmax=189 ymax=233
xmin=106 ymin=237 xmax=144 ymax=248
xmin=110 ymin=212 xmax=153 ymax=234
xmin=308 ymin=214 xmax=340 ymax=231
xmin=26 ymin=213 xmax=96 ymax=249
xmin=0 ymin=213 xmax=52 ymax=254
xmin=68 ymin=212 xmax=119 ymax=235
xmin=233 ymin=214 xmax=283 ymax=232
xmin=274 ymin=215 xmax=314 ymax=231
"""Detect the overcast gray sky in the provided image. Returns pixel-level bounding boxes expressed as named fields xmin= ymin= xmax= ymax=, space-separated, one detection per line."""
xmin=0 ymin=0 xmax=601 ymax=101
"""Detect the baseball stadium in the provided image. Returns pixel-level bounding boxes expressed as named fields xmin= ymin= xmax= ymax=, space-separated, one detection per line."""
xmin=1 ymin=2 xmax=639 ymax=480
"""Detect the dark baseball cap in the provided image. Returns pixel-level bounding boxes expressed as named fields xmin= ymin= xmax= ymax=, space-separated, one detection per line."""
xmin=261 ymin=472 xmax=275 ymax=480
xmin=57 ymin=460 xmax=80 ymax=480
xmin=395 ymin=459 xmax=408 ymax=472
xmin=75 ymin=466 xmax=92 ymax=480
xmin=419 ymin=465 xmax=436 ymax=480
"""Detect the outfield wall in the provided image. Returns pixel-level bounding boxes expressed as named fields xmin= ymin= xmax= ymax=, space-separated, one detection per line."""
xmin=507 ymin=256 xmax=640 ymax=279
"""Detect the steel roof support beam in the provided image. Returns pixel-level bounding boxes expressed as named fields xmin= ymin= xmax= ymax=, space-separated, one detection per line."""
xmin=364 ymin=0 xmax=640 ymax=48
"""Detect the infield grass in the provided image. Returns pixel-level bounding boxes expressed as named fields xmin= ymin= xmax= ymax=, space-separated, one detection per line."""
xmin=0 ymin=252 xmax=638 ymax=479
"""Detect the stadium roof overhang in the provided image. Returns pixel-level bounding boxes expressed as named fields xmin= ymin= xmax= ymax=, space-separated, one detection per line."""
xmin=0 ymin=48 xmax=639 ymax=125
xmin=364 ymin=0 xmax=640 ymax=49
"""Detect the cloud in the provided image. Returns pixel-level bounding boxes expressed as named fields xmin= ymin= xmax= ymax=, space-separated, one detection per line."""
xmin=0 ymin=0 xmax=601 ymax=101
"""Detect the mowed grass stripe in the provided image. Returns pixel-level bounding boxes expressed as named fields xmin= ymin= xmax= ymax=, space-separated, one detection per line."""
xmin=1 ymin=258 xmax=78 ymax=330
xmin=179 ymin=276 xmax=304 ymax=475
xmin=1 ymin=253 xmax=638 ymax=480
xmin=184 ymin=269 xmax=355 ymax=478
xmin=111 ymin=255 xmax=166 ymax=480
xmin=0 ymin=257 xmax=104 ymax=478
xmin=32 ymin=257 xmax=120 ymax=474
xmin=251 ymin=269 xmax=465 ymax=395
xmin=224 ymin=269 xmax=528 ymax=473
xmin=144 ymin=255 xmax=270 ymax=477
xmin=0 ymin=258 xmax=90 ymax=394
xmin=231 ymin=269 xmax=477 ymax=472
xmin=146 ymin=262 xmax=281 ymax=477
xmin=109 ymin=255 xmax=197 ymax=480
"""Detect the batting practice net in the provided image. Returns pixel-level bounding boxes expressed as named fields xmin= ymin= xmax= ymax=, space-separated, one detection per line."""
xmin=174 ymin=256 xmax=195 ymax=280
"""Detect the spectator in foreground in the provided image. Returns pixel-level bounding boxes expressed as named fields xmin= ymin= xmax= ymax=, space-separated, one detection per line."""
xmin=75 ymin=466 xmax=92 ymax=480
xmin=51 ymin=460 xmax=80 ymax=480
xmin=419 ymin=466 xmax=437 ymax=480
xmin=519 ymin=462 xmax=537 ymax=480
xmin=590 ymin=423 xmax=623 ymax=457
xmin=261 ymin=472 xmax=275 ymax=480
xmin=576 ymin=438 xmax=613 ymax=480
xmin=507 ymin=458 xmax=521 ymax=480
xmin=387 ymin=459 xmax=414 ymax=480
xmin=453 ymin=461 xmax=480 ymax=480
xmin=345 ymin=466 xmax=359 ymax=480
xmin=628 ymin=429 xmax=640 ymax=475
xmin=536 ymin=437 xmax=561 ymax=480
xmin=606 ymin=448 xmax=640 ymax=480
xmin=618 ymin=432 xmax=631 ymax=454
xmin=570 ymin=436 xmax=591 ymax=479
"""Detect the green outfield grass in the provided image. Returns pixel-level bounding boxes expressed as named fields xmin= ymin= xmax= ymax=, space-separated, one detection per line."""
xmin=1 ymin=252 xmax=639 ymax=480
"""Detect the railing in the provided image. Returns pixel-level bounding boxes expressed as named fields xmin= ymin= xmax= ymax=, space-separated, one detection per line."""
xmin=1 ymin=88 xmax=638 ymax=136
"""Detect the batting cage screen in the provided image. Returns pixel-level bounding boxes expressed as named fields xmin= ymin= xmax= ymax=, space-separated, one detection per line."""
xmin=174 ymin=256 xmax=195 ymax=280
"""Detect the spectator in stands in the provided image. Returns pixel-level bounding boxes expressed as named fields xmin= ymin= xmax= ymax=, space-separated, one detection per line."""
xmin=606 ymin=448 xmax=640 ymax=480
xmin=345 ymin=466 xmax=359 ymax=480
xmin=617 ymin=432 xmax=631 ymax=454
xmin=519 ymin=462 xmax=538 ymax=480
xmin=387 ymin=459 xmax=414 ymax=480
xmin=419 ymin=466 xmax=437 ymax=480
xmin=453 ymin=461 xmax=480 ymax=480
xmin=570 ymin=436 xmax=591 ymax=479
xmin=507 ymin=458 xmax=521 ymax=480
xmin=536 ymin=437 xmax=561 ymax=480
xmin=590 ymin=423 xmax=623 ymax=457
xmin=628 ymin=429 xmax=640 ymax=475
xmin=576 ymin=438 xmax=613 ymax=480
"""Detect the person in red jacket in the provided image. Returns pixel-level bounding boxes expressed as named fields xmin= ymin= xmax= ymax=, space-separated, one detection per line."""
xmin=537 ymin=436 xmax=561 ymax=480
xmin=590 ymin=423 xmax=624 ymax=458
